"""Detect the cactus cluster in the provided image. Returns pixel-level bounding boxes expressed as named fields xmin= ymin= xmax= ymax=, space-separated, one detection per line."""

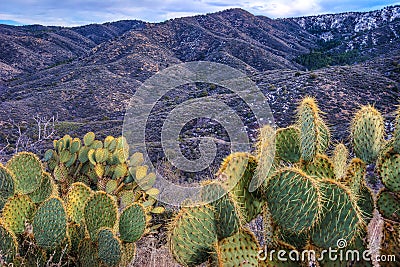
xmin=0 ymin=133 xmax=164 ymax=266
xmin=43 ymin=132 xmax=163 ymax=220
xmin=167 ymin=96 xmax=392 ymax=266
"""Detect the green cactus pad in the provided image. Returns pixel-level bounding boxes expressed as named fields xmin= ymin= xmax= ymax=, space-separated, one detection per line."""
xmin=169 ymin=205 xmax=217 ymax=266
xmin=95 ymin=148 xmax=108 ymax=163
xmin=2 ymin=194 xmax=35 ymax=234
xmin=32 ymin=197 xmax=67 ymax=249
xmin=378 ymin=152 xmax=400 ymax=193
xmin=119 ymin=203 xmax=146 ymax=243
xmin=265 ymin=168 xmax=323 ymax=233
xmin=302 ymin=154 xmax=335 ymax=179
xmin=377 ymin=190 xmax=400 ymax=222
xmin=215 ymin=228 xmax=259 ymax=266
xmin=78 ymin=147 xmax=90 ymax=163
xmin=67 ymin=222 xmax=86 ymax=252
xmin=254 ymin=125 xmax=276 ymax=190
xmin=84 ymin=191 xmax=118 ymax=241
xmin=357 ymin=185 xmax=374 ymax=224
xmin=343 ymin=158 xmax=366 ymax=193
xmin=351 ymin=105 xmax=384 ymax=164
xmin=0 ymin=221 xmax=18 ymax=263
xmin=297 ymin=97 xmax=319 ymax=162
xmin=311 ymin=179 xmax=364 ymax=249
xmin=98 ymin=228 xmax=122 ymax=267
xmin=317 ymin=118 xmax=331 ymax=154
xmin=53 ymin=163 xmax=69 ymax=181
xmin=201 ymin=182 xmax=241 ymax=240
xmin=6 ymin=152 xmax=43 ymax=194
xmin=70 ymin=138 xmax=82 ymax=154
xmin=277 ymin=228 xmax=308 ymax=250
xmin=27 ymin=172 xmax=54 ymax=204
xmin=218 ymin=152 xmax=264 ymax=223
xmin=333 ymin=143 xmax=348 ymax=180
xmin=275 ymin=126 xmax=301 ymax=163
xmin=0 ymin=164 xmax=14 ymax=209
xmin=66 ymin=182 xmax=93 ymax=224
xmin=78 ymin=238 xmax=99 ymax=267
xmin=84 ymin=132 xmax=96 ymax=147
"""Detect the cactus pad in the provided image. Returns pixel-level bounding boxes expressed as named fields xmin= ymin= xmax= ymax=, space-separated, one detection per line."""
xmin=78 ymin=238 xmax=99 ymax=267
xmin=6 ymin=152 xmax=43 ymax=194
xmin=218 ymin=152 xmax=264 ymax=223
xmin=119 ymin=203 xmax=146 ymax=243
xmin=265 ymin=168 xmax=323 ymax=233
xmin=378 ymin=152 xmax=400 ymax=193
xmin=377 ymin=190 xmax=400 ymax=222
xmin=32 ymin=197 xmax=67 ymax=249
xmin=169 ymin=205 xmax=217 ymax=266
xmin=297 ymin=97 xmax=319 ymax=162
xmin=302 ymin=154 xmax=335 ymax=179
xmin=311 ymin=179 xmax=364 ymax=248
xmin=66 ymin=182 xmax=93 ymax=224
xmin=0 ymin=221 xmax=18 ymax=263
xmin=275 ymin=126 xmax=301 ymax=163
xmin=333 ymin=143 xmax=348 ymax=180
xmin=28 ymin=172 xmax=53 ymax=203
xmin=2 ymin=194 xmax=35 ymax=234
xmin=0 ymin=164 xmax=14 ymax=209
xmin=201 ymin=182 xmax=241 ymax=240
xmin=98 ymin=228 xmax=122 ymax=267
xmin=215 ymin=228 xmax=259 ymax=266
xmin=84 ymin=191 xmax=118 ymax=240
xmin=351 ymin=105 xmax=384 ymax=164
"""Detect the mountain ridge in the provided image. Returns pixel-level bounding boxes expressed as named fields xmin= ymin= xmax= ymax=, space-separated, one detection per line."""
xmin=0 ymin=6 xmax=399 ymax=162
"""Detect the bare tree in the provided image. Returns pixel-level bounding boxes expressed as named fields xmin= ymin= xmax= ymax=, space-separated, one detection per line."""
xmin=7 ymin=113 xmax=58 ymax=154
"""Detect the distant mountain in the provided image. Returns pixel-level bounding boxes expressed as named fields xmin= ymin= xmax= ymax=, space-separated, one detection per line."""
xmin=0 ymin=6 xmax=399 ymax=163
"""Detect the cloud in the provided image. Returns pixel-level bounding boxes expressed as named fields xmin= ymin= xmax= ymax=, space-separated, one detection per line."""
xmin=0 ymin=0 xmax=399 ymax=26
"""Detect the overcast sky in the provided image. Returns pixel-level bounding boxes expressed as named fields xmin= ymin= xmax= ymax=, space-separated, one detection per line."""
xmin=0 ymin=0 xmax=399 ymax=26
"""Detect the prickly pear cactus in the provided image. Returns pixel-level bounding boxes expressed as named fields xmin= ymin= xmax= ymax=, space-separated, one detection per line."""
xmin=301 ymin=153 xmax=335 ymax=179
xmin=32 ymin=197 xmax=67 ymax=249
xmin=351 ymin=105 xmax=384 ymax=164
xmin=84 ymin=191 xmax=118 ymax=241
xmin=6 ymin=152 xmax=43 ymax=194
xmin=78 ymin=238 xmax=99 ymax=267
xmin=27 ymin=172 xmax=54 ymax=203
xmin=218 ymin=152 xmax=264 ymax=223
xmin=274 ymin=126 xmax=300 ymax=163
xmin=311 ymin=179 xmax=364 ymax=249
xmin=213 ymin=228 xmax=260 ymax=266
xmin=201 ymin=181 xmax=241 ymax=240
xmin=66 ymin=182 xmax=93 ymax=224
xmin=265 ymin=168 xmax=323 ymax=233
xmin=97 ymin=228 xmax=122 ymax=267
xmin=378 ymin=152 xmax=400 ymax=193
xmin=2 ymin=194 xmax=35 ymax=234
xmin=0 ymin=164 xmax=14 ymax=209
xmin=169 ymin=204 xmax=217 ymax=266
xmin=0 ymin=221 xmax=18 ymax=263
xmin=297 ymin=97 xmax=320 ymax=161
xmin=119 ymin=203 xmax=146 ymax=243
xmin=332 ymin=143 xmax=348 ymax=180
xmin=377 ymin=189 xmax=400 ymax=222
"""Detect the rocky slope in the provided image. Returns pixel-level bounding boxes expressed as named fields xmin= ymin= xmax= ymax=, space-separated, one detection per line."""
xmin=0 ymin=6 xmax=399 ymax=172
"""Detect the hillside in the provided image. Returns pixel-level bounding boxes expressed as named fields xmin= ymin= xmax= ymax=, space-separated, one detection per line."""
xmin=0 ymin=6 xmax=399 ymax=165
